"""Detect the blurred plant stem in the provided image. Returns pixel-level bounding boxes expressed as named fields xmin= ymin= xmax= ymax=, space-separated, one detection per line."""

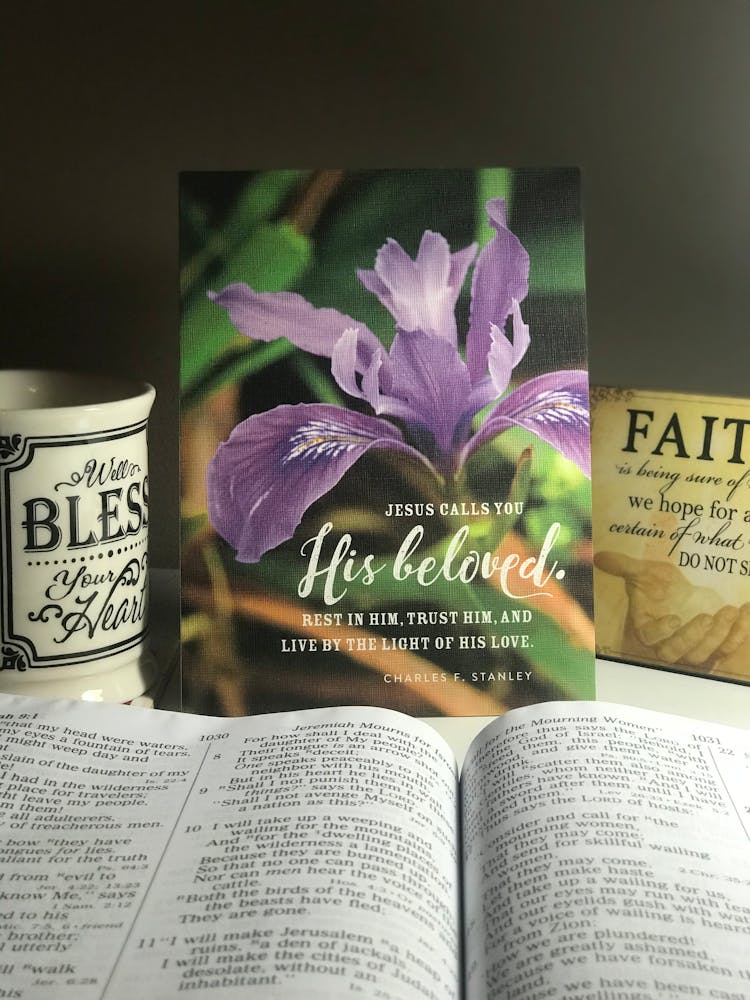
xmin=181 ymin=383 xmax=239 ymax=518
xmin=288 ymin=170 xmax=345 ymax=235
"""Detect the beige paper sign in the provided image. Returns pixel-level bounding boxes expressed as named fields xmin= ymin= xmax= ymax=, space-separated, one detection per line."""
xmin=592 ymin=386 xmax=750 ymax=683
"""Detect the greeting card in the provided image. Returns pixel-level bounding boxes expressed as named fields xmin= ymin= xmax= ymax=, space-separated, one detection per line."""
xmin=180 ymin=168 xmax=593 ymax=715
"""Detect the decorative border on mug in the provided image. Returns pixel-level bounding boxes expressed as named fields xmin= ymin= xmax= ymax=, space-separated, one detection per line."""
xmin=0 ymin=434 xmax=23 ymax=461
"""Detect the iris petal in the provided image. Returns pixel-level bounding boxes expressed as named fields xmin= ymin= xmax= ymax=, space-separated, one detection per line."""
xmin=208 ymin=285 xmax=382 ymax=371
xmin=330 ymin=328 xmax=366 ymax=398
xmin=207 ymin=403 xmax=430 ymax=562
xmin=357 ymin=233 xmax=476 ymax=343
xmin=383 ymin=329 xmax=474 ymax=455
xmin=330 ymin=327 xmax=394 ymax=416
xmin=466 ymin=199 xmax=530 ymax=383
xmin=487 ymin=300 xmax=531 ymax=397
xmin=461 ymin=370 xmax=591 ymax=477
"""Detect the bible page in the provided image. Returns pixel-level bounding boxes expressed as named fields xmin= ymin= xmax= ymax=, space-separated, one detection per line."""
xmin=461 ymin=701 xmax=750 ymax=1000
xmin=0 ymin=694 xmax=461 ymax=1000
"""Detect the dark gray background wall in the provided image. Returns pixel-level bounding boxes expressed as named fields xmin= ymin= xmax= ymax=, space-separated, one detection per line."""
xmin=4 ymin=1 xmax=749 ymax=569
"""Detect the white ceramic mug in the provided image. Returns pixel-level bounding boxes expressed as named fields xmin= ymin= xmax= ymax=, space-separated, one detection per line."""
xmin=0 ymin=370 xmax=157 ymax=700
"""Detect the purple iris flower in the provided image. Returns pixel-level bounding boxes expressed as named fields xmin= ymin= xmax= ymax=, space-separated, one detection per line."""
xmin=206 ymin=199 xmax=590 ymax=563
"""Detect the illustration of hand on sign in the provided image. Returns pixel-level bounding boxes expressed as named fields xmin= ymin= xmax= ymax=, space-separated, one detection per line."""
xmin=594 ymin=551 xmax=750 ymax=678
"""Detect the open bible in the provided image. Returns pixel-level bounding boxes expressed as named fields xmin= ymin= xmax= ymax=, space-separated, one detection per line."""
xmin=0 ymin=694 xmax=748 ymax=999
